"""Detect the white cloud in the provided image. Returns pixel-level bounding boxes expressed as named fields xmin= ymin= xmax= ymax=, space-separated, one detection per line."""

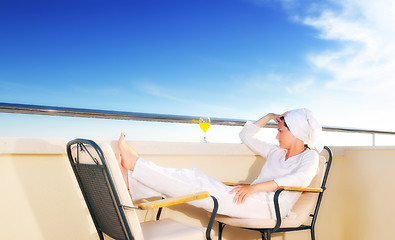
xmin=137 ymin=82 xmax=234 ymax=116
xmin=299 ymin=0 xmax=395 ymax=95
xmin=261 ymin=0 xmax=395 ymax=133
xmin=74 ymin=86 xmax=122 ymax=96
xmin=286 ymin=78 xmax=314 ymax=94
xmin=138 ymin=82 xmax=181 ymax=102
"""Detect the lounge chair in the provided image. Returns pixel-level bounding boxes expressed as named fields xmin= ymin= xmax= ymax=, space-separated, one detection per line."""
xmin=216 ymin=146 xmax=333 ymax=240
xmin=66 ymin=138 xmax=218 ymax=240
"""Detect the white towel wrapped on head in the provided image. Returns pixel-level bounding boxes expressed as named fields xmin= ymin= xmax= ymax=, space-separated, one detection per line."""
xmin=284 ymin=108 xmax=323 ymax=153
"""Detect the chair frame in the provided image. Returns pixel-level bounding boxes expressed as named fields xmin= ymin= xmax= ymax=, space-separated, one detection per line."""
xmin=218 ymin=146 xmax=333 ymax=240
xmin=67 ymin=138 xmax=218 ymax=240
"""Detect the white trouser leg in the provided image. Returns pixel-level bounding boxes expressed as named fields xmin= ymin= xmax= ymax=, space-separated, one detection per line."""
xmin=128 ymin=158 xmax=276 ymax=219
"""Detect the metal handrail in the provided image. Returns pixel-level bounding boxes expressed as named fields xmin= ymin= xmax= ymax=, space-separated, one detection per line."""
xmin=1 ymin=102 xmax=395 ymax=136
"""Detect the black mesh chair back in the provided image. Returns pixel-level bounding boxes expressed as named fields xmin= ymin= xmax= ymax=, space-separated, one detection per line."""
xmin=67 ymin=139 xmax=134 ymax=240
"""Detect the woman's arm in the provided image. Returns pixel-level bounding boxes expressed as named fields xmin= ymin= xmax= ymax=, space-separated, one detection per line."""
xmin=253 ymin=113 xmax=281 ymax=128
xmin=232 ymin=112 xmax=285 ymax=204
xmin=239 ymin=113 xmax=283 ymax=158
xmin=230 ymin=181 xmax=279 ymax=204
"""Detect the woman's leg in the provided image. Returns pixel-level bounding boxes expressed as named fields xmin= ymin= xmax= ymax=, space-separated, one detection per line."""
xmin=118 ymin=132 xmax=139 ymax=171
xmin=131 ymin=158 xmax=273 ymax=219
xmin=117 ymin=133 xmax=273 ymax=219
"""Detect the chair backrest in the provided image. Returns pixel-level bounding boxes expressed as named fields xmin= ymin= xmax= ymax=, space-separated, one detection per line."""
xmin=67 ymin=139 xmax=144 ymax=240
xmin=288 ymin=146 xmax=332 ymax=225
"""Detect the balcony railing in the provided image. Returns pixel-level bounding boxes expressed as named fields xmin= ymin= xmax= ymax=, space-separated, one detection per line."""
xmin=1 ymin=102 xmax=394 ymax=146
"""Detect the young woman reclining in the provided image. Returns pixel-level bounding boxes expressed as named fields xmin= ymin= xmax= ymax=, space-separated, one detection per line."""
xmin=116 ymin=108 xmax=323 ymax=219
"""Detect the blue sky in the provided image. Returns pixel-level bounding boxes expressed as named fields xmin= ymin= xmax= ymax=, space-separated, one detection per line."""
xmin=1 ymin=0 xmax=395 ymax=143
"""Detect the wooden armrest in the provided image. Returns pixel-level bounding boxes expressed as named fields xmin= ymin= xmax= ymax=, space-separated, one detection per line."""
xmin=279 ymin=186 xmax=323 ymax=193
xmin=222 ymin=181 xmax=250 ymax=186
xmin=137 ymin=191 xmax=210 ymax=210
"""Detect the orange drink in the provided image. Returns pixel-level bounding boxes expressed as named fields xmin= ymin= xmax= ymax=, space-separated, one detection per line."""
xmin=199 ymin=122 xmax=211 ymax=132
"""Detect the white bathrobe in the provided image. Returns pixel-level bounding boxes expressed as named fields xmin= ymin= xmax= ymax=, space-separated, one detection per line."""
xmin=128 ymin=121 xmax=319 ymax=219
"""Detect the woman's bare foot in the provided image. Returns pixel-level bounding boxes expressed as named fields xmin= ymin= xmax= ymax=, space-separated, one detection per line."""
xmin=118 ymin=133 xmax=139 ymax=171
xmin=115 ymin=153 xmax=129 ymax=189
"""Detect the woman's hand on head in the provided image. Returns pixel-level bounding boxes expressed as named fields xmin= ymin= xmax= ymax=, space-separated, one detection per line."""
xmin=267 ymin=113 xmax=283 ymax=124
xmin=255 ymin=112 xmax=288 ymax=128
xmin=274 ymin=112 xmax=289 ymax=124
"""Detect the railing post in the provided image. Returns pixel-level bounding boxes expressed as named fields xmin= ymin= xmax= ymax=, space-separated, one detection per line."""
xmin=372 ymin=133 xmax=376 ymax=146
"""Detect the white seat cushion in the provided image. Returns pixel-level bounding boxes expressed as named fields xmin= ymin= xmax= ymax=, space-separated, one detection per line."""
xmin=141 ymin=218 xmax=213 ymax=240
xmin=99 ymin=143 xmax=145 ymax=240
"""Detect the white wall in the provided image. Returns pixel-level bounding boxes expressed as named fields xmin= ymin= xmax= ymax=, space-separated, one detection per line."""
xmin=1 ymin=138 xmax=393 ymax=240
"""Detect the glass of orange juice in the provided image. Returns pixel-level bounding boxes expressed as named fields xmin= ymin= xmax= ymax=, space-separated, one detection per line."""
xmin=199 ymin=117 xmax=211 ymax=142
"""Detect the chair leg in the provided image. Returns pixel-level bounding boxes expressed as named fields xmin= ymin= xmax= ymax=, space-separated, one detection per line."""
xmin=311 ymin=228 xmax=315 ymax=240
xmin=97 ymin=231 xmax=104 ymax=240
xmin=218 ymin=222 xmax=226 ymax=240
xmin=267 ymin=232 xmax=271 ymax=240
xmin=261 ymin=231 xmax=271 ymax=240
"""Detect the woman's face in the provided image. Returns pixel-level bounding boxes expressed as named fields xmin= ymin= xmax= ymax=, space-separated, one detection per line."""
xmin=276 ymin=121 xmax=295 ymax=149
